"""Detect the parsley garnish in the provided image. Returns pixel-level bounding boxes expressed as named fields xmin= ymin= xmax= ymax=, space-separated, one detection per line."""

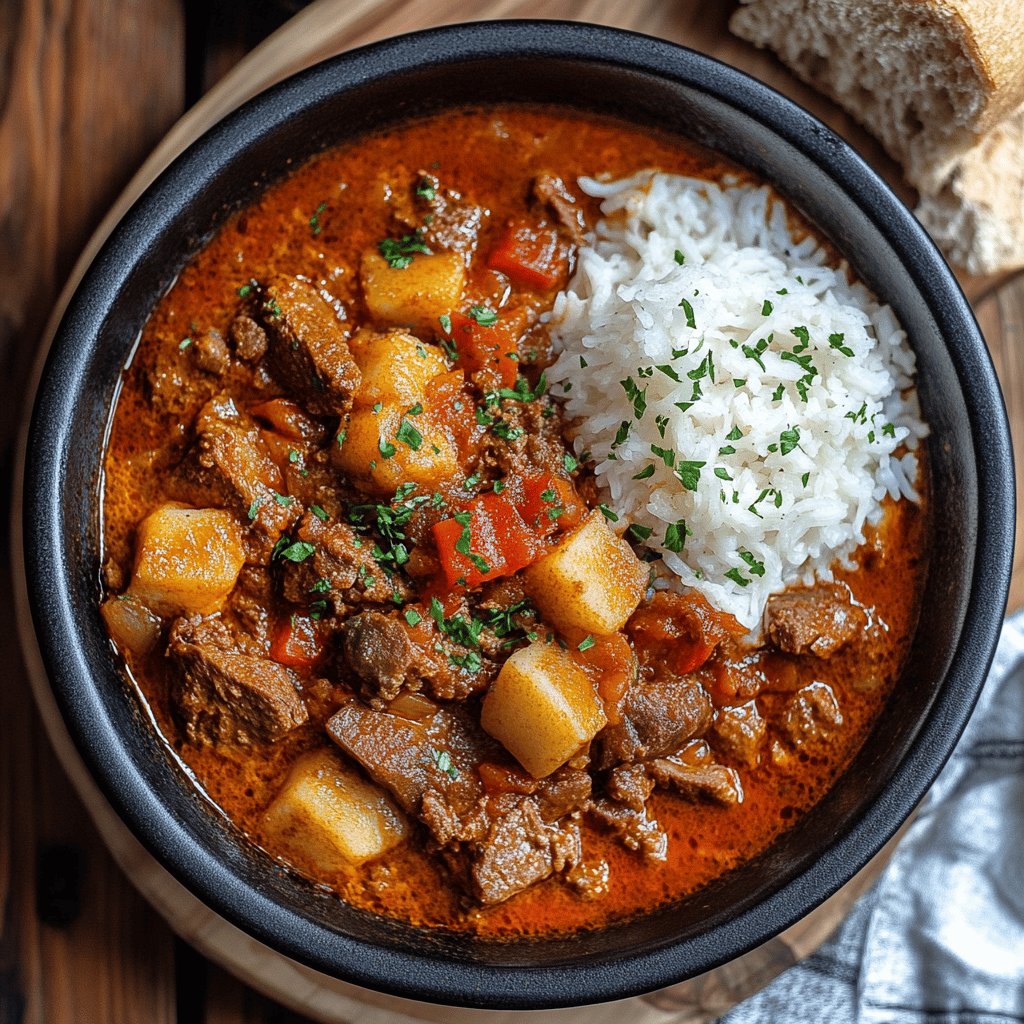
xmin=468 ymin=305 xmax=498 ymax=327
xmin=378 ymin=229 xmax=429 ymax=269
xmin=675 ymin=460 xmax=705 ymax=492
xmin=664 ymin=519 xmax=691 ymax=553
xmin=431 ymin=747 xmax=460 ymax=779
xmin=396 ymin=419 xmax=423 ymax=451
xmin=309 ymin=200 xmax=328 ymax=236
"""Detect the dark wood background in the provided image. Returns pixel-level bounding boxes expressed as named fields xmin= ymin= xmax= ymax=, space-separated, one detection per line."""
xmin=2 ymin=2 xmax=1021 ymax=1021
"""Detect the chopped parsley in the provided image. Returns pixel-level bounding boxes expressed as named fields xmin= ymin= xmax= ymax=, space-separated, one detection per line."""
xmin=274 ymin=539 xmax=316 ymax=563
xmin=679 ymin=296 xmax=696 ymax=329
xmin=396 ymin=419 xmax=423 ymax=451
xmin=577 ymin=636 xmax=596 ymax=652
xmin=664 ymin=519 xmax=691 ymax=553
xmin=378 ymin=229 xmax=429 ymax=269
xmin=626 ymin=523 xmax=653 ymax=542
xmin=431 ymin=747 xmax=460 ymax=779
xmin=309 ymin=200 xmax=328 ymax=236
xmin=468 ymin=305 xmax=498 ymax=327
xmin=779 ymin=426 xmax=800 ymax=455
xmin=674 ymin=460 xmax=705 ymax=492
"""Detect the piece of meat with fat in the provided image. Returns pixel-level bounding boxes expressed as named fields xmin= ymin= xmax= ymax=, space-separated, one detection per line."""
xmin=179 ymin=394 xmax=296 ymax=539
xmin=192 ymin=330 xmax=230 ymax=376
xmin=466 ymin=796 xmax=582 ymax=906
xmin=229 ymin=314 xmax=268 ymax=362
xmin=587 ymin=764 xmax=667 ymax=861
xmin=257 ymin=276 xmax=360 ymax=416
xmin=647 ymin=755 xmax=744 ymax=807
xmin=765 ymin=583 xmax=867 ymax=657
xmin=326 ymin=700 xmax=582 ymax=904
xmin=168 ymin=617 xmax=307 ymax=746
xmin=781 ymin=681 xmax=843 ymax=747
xmin=342 ymin=611 xmax=417 ymax=702
xmin=593 ymin=672 xmax=713 ymax=770
xmin=712 ymin=700 xmax=767 ymax=768
xmin=532 ymin=171 xmax=586 ymax=244
xmin=327 ymin=699 xmax=496 ymax=841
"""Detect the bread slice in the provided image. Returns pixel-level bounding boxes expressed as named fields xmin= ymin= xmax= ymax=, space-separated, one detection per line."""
xmin=730 ymin=0 xmax=1024 ymax=272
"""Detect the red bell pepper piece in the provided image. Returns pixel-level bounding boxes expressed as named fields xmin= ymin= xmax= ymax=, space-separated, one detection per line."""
xmin=433 ymin=492 xmax=538 ymax=589
xmin=443 ymin=311 xmax=518 ymax=388
xmin=270 ymin=614 xmax=325 ymax=670
xmin=487 ymin=220 xmax=568 ymax=291
xmin=514 ymin=474 xmax=584 ymax=535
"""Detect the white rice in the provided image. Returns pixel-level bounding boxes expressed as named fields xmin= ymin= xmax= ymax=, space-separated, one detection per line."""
xmin=546 ymin=171 xmax=927 ymax=630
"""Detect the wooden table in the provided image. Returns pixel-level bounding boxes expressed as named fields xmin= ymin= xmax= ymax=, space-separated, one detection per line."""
xmin=2 ymin=2 xmax=1022 ymax=1021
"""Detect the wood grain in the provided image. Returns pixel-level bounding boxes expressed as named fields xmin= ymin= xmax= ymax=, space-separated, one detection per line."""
xmin=0 ymin=2 xmax=185 ymax=1022
xmin=3 ymin=1 xmax=1023 ymax=1022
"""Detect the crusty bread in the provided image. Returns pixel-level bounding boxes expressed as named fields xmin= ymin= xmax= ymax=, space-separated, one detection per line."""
xmin=730 ymin=0 xmax=1024 ymax=273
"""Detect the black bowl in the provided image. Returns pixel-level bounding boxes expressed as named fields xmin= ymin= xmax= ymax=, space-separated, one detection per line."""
xmin=20 ymin=20 xmax=1014 ymax=1010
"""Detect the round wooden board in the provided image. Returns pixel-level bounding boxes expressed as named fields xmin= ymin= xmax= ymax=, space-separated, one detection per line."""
xmin=20 ymin=0 xmax=1022 ymax=1021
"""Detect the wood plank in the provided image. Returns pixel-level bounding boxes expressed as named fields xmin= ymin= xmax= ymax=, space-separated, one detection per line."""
xmin=0 ymin=1 xmax=186 ymax=1022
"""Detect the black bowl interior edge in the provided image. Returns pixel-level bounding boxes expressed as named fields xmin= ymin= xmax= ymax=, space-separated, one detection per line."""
xmin=22 ymin=21 xmax=1013 ymax=1010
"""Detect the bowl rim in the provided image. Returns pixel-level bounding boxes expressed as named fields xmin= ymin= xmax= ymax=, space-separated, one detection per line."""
xmin=19 ymin=19 xmax=1014 ymax=1010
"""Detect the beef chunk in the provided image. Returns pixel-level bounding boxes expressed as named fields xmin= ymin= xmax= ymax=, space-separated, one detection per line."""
xmin=182 ymin=394 xmax=296 ymax=539
xmin=648 ymin=755 xmax=744 ymax=807
xmin=342 ymin=612 xmax=416 ymax=702
xmin=468 ymin=797 xmax=581 ymax=906
xmin=780 ymin=681 xmax=843 ymax=747
xmin=712 ymin=700 xmax=766 ymax=768
xmin=535 ymin=765 xmax=592 ymax=822
xmin=193 ymin=330 xmax=230 ymax=376
xmin=169 ymin=617 xmax=307 ymax=746
xmin=230 ymin=314 xmax=268 ymax=362
xmin=605 ymin=763 xmax=653 ymax=811
xmin=586 ymin=763 xmax=666 ymax=860
xmin=594 ymin=673 xmax=713 ymax=770
xmin=327 ymin=700 xmax=493 ymax=837
xmin=532 ymin=171 xmax=586 ymax=245
xmin=146 ymin=343 xmax=214 ymax=417
xmin=765 ymin=583 xmax=866 ymax=657
xmin=587 ymin=796 xmax=667 ymax=860
xmin=258 ymin=276 xmax=359 ymax=416
xmin=279 ymin=510 xmax=411 ymax=609
xmin=327 ymin=700 xmax=582 ymax=904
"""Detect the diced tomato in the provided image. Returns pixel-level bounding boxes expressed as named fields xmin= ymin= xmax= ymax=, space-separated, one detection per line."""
xmin=477 ymin=761 xmax=537 ymax=795
xmin=250 ymin=398 xmax=321 ymax=442
xmin=443 ymin=311 xmax=518 ymax=388
xmin=487 ymin=220 xmax=569 ymax=291
xmin=258 ymin=428 xmax=298 ymax=478
xmin=627 ymin=591 xmax=746 ymax=675
xmin=432 ymin=492 xmax=540 ymax=589
xmin=568 ymin=631 xmax=636 ymax=726
xmin=270 ymin=614 xmax=325 ymax=670
xmin=514 ymin=473 xmax=584 ymax=535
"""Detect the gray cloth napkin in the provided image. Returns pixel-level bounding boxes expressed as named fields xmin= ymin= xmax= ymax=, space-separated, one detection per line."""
xmin=718 ymin=610 xmax=1024 ymax=1024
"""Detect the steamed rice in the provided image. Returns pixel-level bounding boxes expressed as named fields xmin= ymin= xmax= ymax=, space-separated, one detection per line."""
xmin=546 ymin=172 xmax=927 ymax=630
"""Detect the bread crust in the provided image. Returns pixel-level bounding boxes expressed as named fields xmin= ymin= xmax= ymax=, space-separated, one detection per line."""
xmin=731 ymin=0 xmax=1024 ymax=272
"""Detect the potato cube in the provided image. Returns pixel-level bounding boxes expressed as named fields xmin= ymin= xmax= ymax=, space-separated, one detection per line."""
xmin=263 ymin=749 xmax=407 ymax=870
xmin=361 ymin=249 xmax=465 ymax=332
xmin=130 ymin=504 xmax=245 ymax=616
xmin=481 ymin=641 xmax=607 ymax=778
xmin=523 ymin=510 xmax=648 ymax=635
xmin=334 ymin=404 xmax=459 ymax=494
xmin=348 ymin=328 xmax=449 ymax=408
